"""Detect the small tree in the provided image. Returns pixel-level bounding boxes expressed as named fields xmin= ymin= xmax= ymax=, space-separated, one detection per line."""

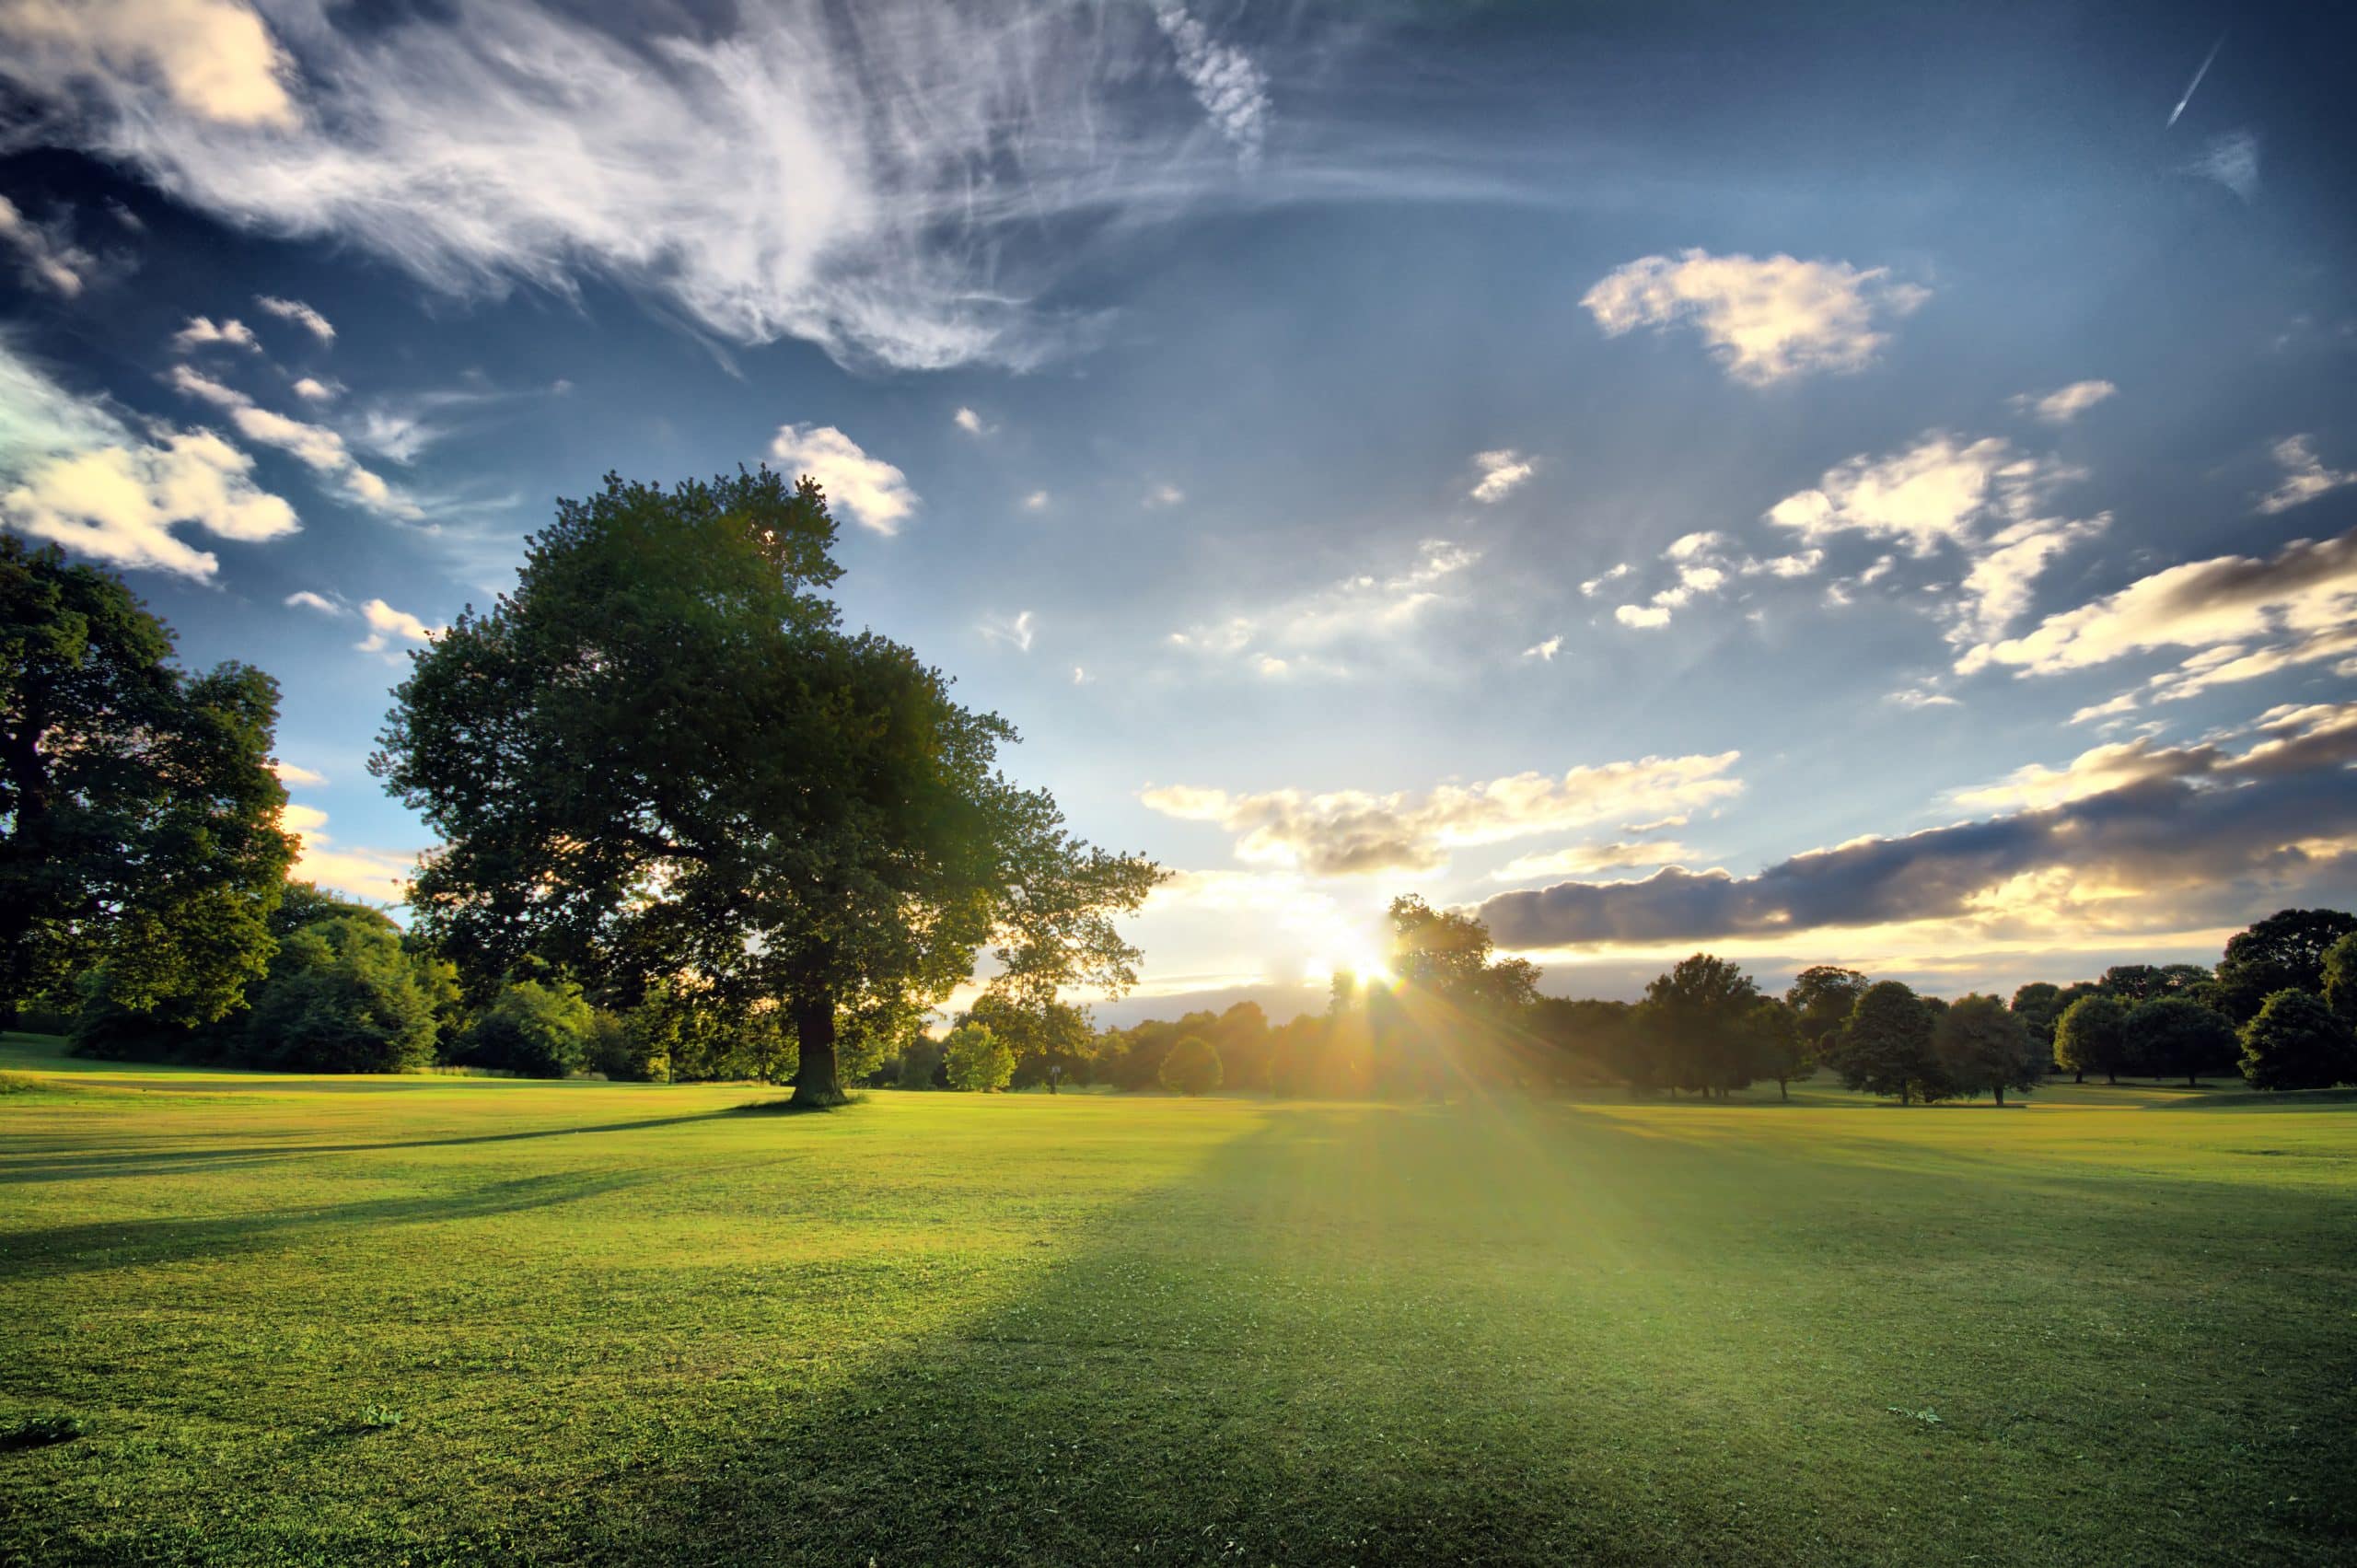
xmin=944 ymin=1023 xmax=1013 ymax=1092
xmin=462 ymin=977 xmax=598 ymax=1078
xmin=2054 ymin=993 xmax=2132 ymax=1085
xmin=1159 ymin=1034 xmax=1223 ymax=1096
xmin=1933 ymin=993 xmax=2041 ymax=1106
xmin=2239 ymin=990 xmax=2356 ymax=1091
xmin=1832 ymin=981 xmax=1946 ymax=1104
xmin=2127 ymin=995 xmax=2237 ymax=1086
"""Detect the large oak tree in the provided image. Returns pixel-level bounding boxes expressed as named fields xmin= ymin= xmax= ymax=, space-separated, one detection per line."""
xmin=374 ymin=470 xmax=1160 ymax=1104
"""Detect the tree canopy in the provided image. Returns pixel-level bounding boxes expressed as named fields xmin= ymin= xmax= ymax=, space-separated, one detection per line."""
xmin=1832 ymin=981 xmax=1946 ymax=1104
xmin=1933 ymin=993 xmax=2040 ymax=1106
xmin=2 ymin=538 xmax=294 ymax=1029
xmin=374 ymin=471 xmax=1161 ymax=1104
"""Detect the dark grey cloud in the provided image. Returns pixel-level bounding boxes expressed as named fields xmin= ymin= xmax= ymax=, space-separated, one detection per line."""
xmin=1479 ymin=706 xmax=2357 ymax=948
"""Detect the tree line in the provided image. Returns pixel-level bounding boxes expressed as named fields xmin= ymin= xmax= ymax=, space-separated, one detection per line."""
xmin=938 ymin=898 xmax=2357 ymax=1103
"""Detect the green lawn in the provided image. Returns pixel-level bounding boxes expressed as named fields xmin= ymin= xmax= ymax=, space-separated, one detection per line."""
xmin=2 ymin=1034 xmax=2352 ymax=1565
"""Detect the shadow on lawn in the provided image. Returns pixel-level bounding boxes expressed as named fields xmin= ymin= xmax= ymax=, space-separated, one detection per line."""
xmin=554 ymin=1098 xmax=2356 ymax=1568
xmin=0 ymin=1169 xmax=645 ymax=1280
xmin=0 ymin=1109 xmax=746 ymax=1187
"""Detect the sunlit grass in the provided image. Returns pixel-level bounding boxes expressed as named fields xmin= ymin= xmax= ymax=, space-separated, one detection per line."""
xmin=2 ymin=1032 xmax=2351 ymax=1564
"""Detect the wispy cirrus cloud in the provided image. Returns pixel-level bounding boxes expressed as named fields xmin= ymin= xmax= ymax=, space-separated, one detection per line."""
xmin=166 ymin=364 xmax=418 ymax=520
xmin=0 ymin=0 xmax=1305 ymax=372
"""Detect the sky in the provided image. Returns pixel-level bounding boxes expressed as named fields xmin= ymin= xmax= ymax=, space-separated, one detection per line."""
xmin=2 ymin=0 xmax=2353 ymax=1025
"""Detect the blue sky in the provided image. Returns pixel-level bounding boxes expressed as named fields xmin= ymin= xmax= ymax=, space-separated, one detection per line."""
xmin=3 ymin=0 xmax=2353 ymax=1021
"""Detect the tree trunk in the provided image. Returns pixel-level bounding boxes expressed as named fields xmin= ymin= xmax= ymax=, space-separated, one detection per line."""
xmin=789 ymin=992 xmax=847 ymax=1108
xmin=1778 ymin=1076 xmax=1790 ymax=1102
xmin=1900 ymin=1082 xmax=1912 ymax=1106
xmin=2106 ymin=1070 xmax=2118 ymax=1085
xmin=2073 ymin=1069 xmax=2084 ymax=1083
xmin=1994 ymin=1085 xmax=2005 ymax=1108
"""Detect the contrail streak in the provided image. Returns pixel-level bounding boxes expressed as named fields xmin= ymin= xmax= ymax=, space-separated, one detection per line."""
xmin=2167 ymin=34 xmax=2224 ymax=127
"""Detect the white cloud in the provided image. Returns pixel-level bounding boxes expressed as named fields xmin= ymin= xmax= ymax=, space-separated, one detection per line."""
xmin=1072 ymin=665 xmax=1091 ymax=685
xmin=767 ymin=424 xmax=916 ymax=536
xmin=289 ymin=377 xmax=336 ymax=403
xmin=1151 ymin=2 xmax=1271 ymax=165
xmin=1960 ymin=526 xmax=2357 ymax=691
xmin=283 ymin=589 xmax=339 ymax=614
xmin=981 ymin=609 xmax=1036 ymax=652
xmin=1770 ymin=430 xmax=2105 ymax=645
xmin=169 ymin=315 xmax=260 ymax=354
xmin=2189 ymin=129 xmax=2259 ymax=201
xmin=0 ymin=337 xmax=296 ymax=578
xmin=1021 ymin=489 xmax=1050 ymax=511
xmin=255 ymin=294 xmax=335 ymax=343
xmin=0 ymin=193 xmax=95 ymax=296
xmin=2256 ymin=436 xmax=2354 ymax=516
xmin=1171 ymin=539 xmax=1479 ymax=673
xmin=354 ymin=597 xmax=440 ymax=656
xmin=1615 ymin=603 xmax=1672 ymax=630
xmin=1469 ymin=448 xmax=1535 ymax=504
xmin=285 ymin=801 xmax=420 ymax=906
xmin=952 ymin=406 xmax=987 ymax=436
xmin=1523 ymin=635 xmax=1562 ymax=661
xmin=1144 ymin=482 xmax=1186 ymax=508
xmin=1142 ymin=751 xmax=1743 ymax=877
xmin=1490 ymin=840 xmax=1693 ymax=881
xmin=0 ymin=0 xmax=296 ymax=127
xmin=1887 ymin=686 xmax=1959 ymax=709
xmin=166 ymin=365 xmax=418 ymax=519
xmin=2011 ymin=379 xmax=2117 ymax=424
xmin=1580 ymin=563 xmax=1630 ymax=596
xmin=1581 ymin=249 xmax=1929 ymax=386
xmin=2068 ymin=692 xmax=2140 ymax=726
xmin=0 ymin=1 xmax=1313 ymax=371
xmin=271 ymin=760 xmax=328 ymax=786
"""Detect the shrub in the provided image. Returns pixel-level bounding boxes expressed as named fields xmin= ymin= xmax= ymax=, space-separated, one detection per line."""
xmin=584 ymin=1009 xmax=668 ymax=1081
xmin=461 ymin=978 xmax=598 ymax=1079
xmin=2127 ymin=996 xmax=2238 ymax=1086
xmin=2054 ymin=993 xmax=2132 ymax=1085
xmin=1159 ymin=1035 xmax=1223 ymax=1097
xmin=943 ymin=1023 xmax=1013 ymax=1093
xmin=2239 ymin=990 xmax=2357 ymax=1091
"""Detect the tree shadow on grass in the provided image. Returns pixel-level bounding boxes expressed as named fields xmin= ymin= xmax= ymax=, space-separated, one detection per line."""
xmin=554 ymin=1100 xmax=2356 ymax=1567
xmin=0 ymin=1109 xmax=747 ymax=1187
xmin=0 ymin=1169 xmax=648 ymax=1280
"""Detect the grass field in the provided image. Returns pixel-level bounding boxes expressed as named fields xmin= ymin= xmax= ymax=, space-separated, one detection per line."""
xmin=2 ymin=1032 xmax=2353 ymax=1566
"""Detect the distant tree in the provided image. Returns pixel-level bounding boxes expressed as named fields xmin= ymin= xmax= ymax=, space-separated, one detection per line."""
xmin=2054 ymin=993 xmax=2133 ymax=1085
xmin=943 ymin=1022 xmax=1013 ymax=1093
xmin=1832 ymin=981 xmax=1947 ymax=1104
xmin=373 ymin=470 xmax=1160 ymax=1108
xmin=586 ymin=1008 xmax=669 ymax=1082
xmin=970 ymin=992 xmax=1096 ymax=1090
xmin=462 ymin=977 xmax=598 ymax=1078
xmin=1787 ymin=966 xmax=1868 ymax=1076
xmin=3 ymin=539 xmax=295 ymax=1029
xmin=1638 ymin=954 xmax=1762 ymax=1098
xmin=239 ymin=914 xmax=440 ymax=1074
xmin=1208 ymin=1001 xmax=1272 ymax=1092
xmin=2126 ymin=996 xmax=2237 ymax=1086
xmin=1528 ymin=996 xmax=1636 ymax=1089
xmin=2210 ymin=909 xmax=2357 ymax=1023
xmin=2238 ymin=991 xmax=2356 ymax=1091
xmin=1748 ymin=996 xmax=1810 ymax=1100
xmin=1384 ymin=895 xmax=1542 ymax=1090
xmin=2322 ymin=932 xmax=2357 ymax=1024
xmin=895 ymin=1034 xmax=944 ymax=1090
xmin=1159 ymin=1034 xmax=1223 ymax=1097
xmin=1933 ymin=993 xmax=2041 ymax=1106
